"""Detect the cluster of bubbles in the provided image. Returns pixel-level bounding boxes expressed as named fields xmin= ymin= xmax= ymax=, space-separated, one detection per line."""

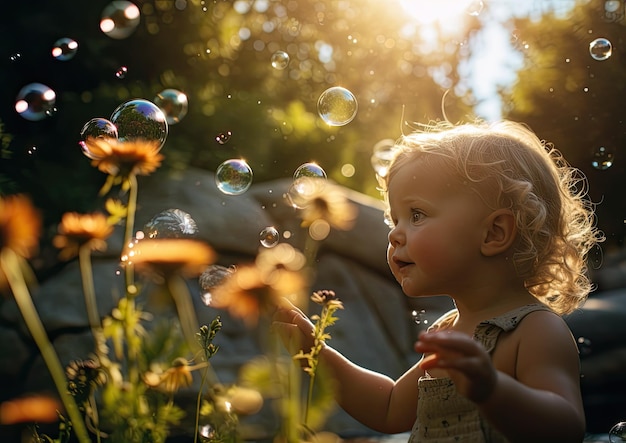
xmin=79 ymin=98 xmax=168 ymax=158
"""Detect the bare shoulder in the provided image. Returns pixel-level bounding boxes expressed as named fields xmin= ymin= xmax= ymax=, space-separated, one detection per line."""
xmin=515 ymin=309 xmax=577 ymax=348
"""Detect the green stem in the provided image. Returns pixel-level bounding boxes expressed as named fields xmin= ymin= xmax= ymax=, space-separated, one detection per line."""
xmin=78 ymin=244 xmax=105 ymax=356
xmin=193 ymin=366 xmax=209 ymax=443
xmin=1 ymin=248 xmax=91 ymax=443
xmin=124 ymin=173 xmax=138 ymax=290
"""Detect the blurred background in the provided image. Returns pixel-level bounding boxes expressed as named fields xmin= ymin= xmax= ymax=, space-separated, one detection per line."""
xmin=2 ymin=0 xmax=626 ymax=264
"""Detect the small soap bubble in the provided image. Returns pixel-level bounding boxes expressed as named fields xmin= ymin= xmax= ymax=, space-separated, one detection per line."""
xmin=589 ymin=37 xmax=612 ymax=61
xmin=591 ymin=146 xmax=614 ymax=170
xmin=9 ymin=53 xmax=22 ymax=62
xmin=259 ymin=226 xmax=280 ymax=248
xmin=198 ymin=423 xmax=217 ymax=442
xmin=411 ymin=309 xmax=428 ymax=326
xmin=14 ymin=83 xmax=57 ymax=122
xmin=271 ymin=50 xmax=290 ymax=70
xmin=100 ymin=1 xmax=141 ymax=40
xmin=52 ymin=37 xmax=79 ymax=61
xmin=293 ymin=162 xmax=327 ymax=181
xmin=609 ymin=422 xmax=626 ymax=443
xmin=143 ymin=208 xmax=198 ymax=239
xmin=115 ymin=66 xmax=128 ymax=78
xmin=370 ymin=138 xmax=397 ymax=178
xmin=215 ymin=131 xmax=232 ymax=144
xmin=79 ymin=117 xmax=118 ymax=147
xmin=317 ymin=86 xmax=358 ymax=126
xmin=215 ymin=159 xmax=253 ymax=195
xmin=576 ymin=336 xmax=592 ymax=357
xmin=154 ymin=89 xmax=188 ymax=125
xmin=110 ymin=98 xmax=168 ymax=148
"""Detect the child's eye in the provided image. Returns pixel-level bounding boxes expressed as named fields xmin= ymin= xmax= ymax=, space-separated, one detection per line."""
xmin=410 ymin=210 xmax=424 ymax=224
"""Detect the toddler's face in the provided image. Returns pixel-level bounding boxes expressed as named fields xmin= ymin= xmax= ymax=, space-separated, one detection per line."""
xmin=386 ymin=157 xmax=493 ymax=297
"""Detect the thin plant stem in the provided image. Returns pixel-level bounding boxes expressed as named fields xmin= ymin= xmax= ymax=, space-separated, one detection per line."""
xmin=78 ymin=244 xmax=104 ymax=354
xmin=1 ymin=248 xmax=91 ymax=443
xmin=124 ymin=173 xmax=138 ymax=289
xmin=167 ymin=273 xmax=201 ymax=354
xmin=193 ymin=365 xmax=209 ymax=443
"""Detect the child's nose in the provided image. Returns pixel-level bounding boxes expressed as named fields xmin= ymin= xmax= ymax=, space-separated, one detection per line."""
xmin=388 ymin=224 xmax=404 ymax=246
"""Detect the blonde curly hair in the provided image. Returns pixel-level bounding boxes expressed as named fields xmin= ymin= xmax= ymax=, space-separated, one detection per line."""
xmin=382 ymin=120 xmax=604 ymax=315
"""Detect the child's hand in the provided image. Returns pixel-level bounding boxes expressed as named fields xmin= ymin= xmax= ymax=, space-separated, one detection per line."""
xmin=272 ymin=298 xmax=316 ymax=356
xmin=415 ymin=330 xmax=497 ymax=404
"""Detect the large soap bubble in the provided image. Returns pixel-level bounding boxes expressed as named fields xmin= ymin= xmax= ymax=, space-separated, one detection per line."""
xmin=79 ymin=118 xmax=118 ymax=157
xmin=110 ymin=99 xmax=168 ymax=149
xmin=14 ymin=83 xmax=57 ymax=121
xmin=215 ymin=159 xmax=253 ymax=195
xmin=317 ymin=86 xmax=358 ymax=126
xmin=154 ymin=89 xmax=188 ymax=125
xmin=100 ymin=1 xmax=141 ymax=39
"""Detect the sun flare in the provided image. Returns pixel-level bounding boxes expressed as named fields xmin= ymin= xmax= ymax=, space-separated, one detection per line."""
xmin=397 ymin=0 xmax=483 ymax=32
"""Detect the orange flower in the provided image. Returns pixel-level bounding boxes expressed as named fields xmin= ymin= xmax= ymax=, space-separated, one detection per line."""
xmin=0 ymin=195 xmax=41 ymax=293
xmin=0 ymin=395 xmax=61 ymax=424
xmin=121 ymin=238 xmax=216 ymax=280
xmin=52 ymin=212 xmax=114 ymax=261
xmin=287 ymin=178 xmax=358 ymax=233
xmin=143 ymin=357 xmax=204 ymax=394
xmin=0 ymin=194 xmax=41 ymax=258
xmin=204 ymin=244 xmax=307 ymax=327
xmin=82 ymin=136 xmax=164 ymax=177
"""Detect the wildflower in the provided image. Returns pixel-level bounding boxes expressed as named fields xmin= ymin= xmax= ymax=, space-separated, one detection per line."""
xmin=121 ymin=238 xmax=216 ymax=281
xmin=144 ymin=357 xmax=204 ymax=394
xmin=288 ymin=178 xmax=358 ymax=233
xmin=0 ymin=395 xmax=61 ymax=424
xmin=82 ymin=136 xmax=164 ymax=178
xmin=66 ymin=358 xmax=106 ymax=410
xmin=52 ymin=212 xmax=114 ymax=261
xmin=206 ymin=244 xmax=307 ymax=327
xmin=0 ymin=194 xmax=41 ymax=293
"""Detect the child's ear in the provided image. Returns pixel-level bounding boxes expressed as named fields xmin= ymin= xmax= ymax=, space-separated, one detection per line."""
xmin=481 ymin=208 xmax=517 ymax=257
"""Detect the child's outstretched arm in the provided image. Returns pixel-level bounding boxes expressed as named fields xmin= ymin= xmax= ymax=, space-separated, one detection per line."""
xmin=272 ymin=299 xmax=422 ymax=434
xmin=416 ymin=311 xmax=585 ymax=443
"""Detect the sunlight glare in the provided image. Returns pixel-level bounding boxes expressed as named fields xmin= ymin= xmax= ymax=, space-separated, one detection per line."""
xmin=397 ymin=0 xmax=479 ymax=33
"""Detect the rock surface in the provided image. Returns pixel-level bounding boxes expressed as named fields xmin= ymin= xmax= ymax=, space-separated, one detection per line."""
xmin=0 ymin=166 xmax=625 ymax=440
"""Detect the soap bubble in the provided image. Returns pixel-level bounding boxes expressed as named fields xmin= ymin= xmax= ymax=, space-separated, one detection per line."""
xmin=100 ymin=1 xmax=141 ymax=39
xmin=110 ymin=99 xmax=168 ymax=148
xmin=371 ymin=138 xmax=397 ymax=178
xmin=609 ymin=422 xmax=626 ymax=443
xmin=317 ymin=86 xmax=358 ymax=126
xmin=411 ymin=309 xmax=428 ymax=326
xmin=79 ymin=118 xmax=118 ymax=155
xmin=197 ymin=423 xmax=217 ymax=442
xmin=154 ymin=89 xmax=188 ymax=125
xmin=589 ymin=37 xmax=612 ymax=61
xmin=215 ymin=159 xmax=253 ymax=195
xmin=259 ymin=226 xmax=280 ymax=248
xmin=293 ymin=162 xmax=327 ymax=181
xmin=51 ymin=37 xmax=78 ymax=61
xmin=115 ymin=66 xmax=128 ymax=79
xmin=271 ymin=50 xmax=290 ymax=70
xmin=591 ymin=146 xmax=614 ymax=170
xmin=215 ymin=131 xmax=232 ymax=144
xmin=142 ymin=208 xmax=198 ymax=239
xmin=14 ymin=83 xmax=57 ymax=121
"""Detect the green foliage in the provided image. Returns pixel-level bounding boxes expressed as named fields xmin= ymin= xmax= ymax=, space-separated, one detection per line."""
xmin=502 ymin=0 xmax=626 ymax=246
